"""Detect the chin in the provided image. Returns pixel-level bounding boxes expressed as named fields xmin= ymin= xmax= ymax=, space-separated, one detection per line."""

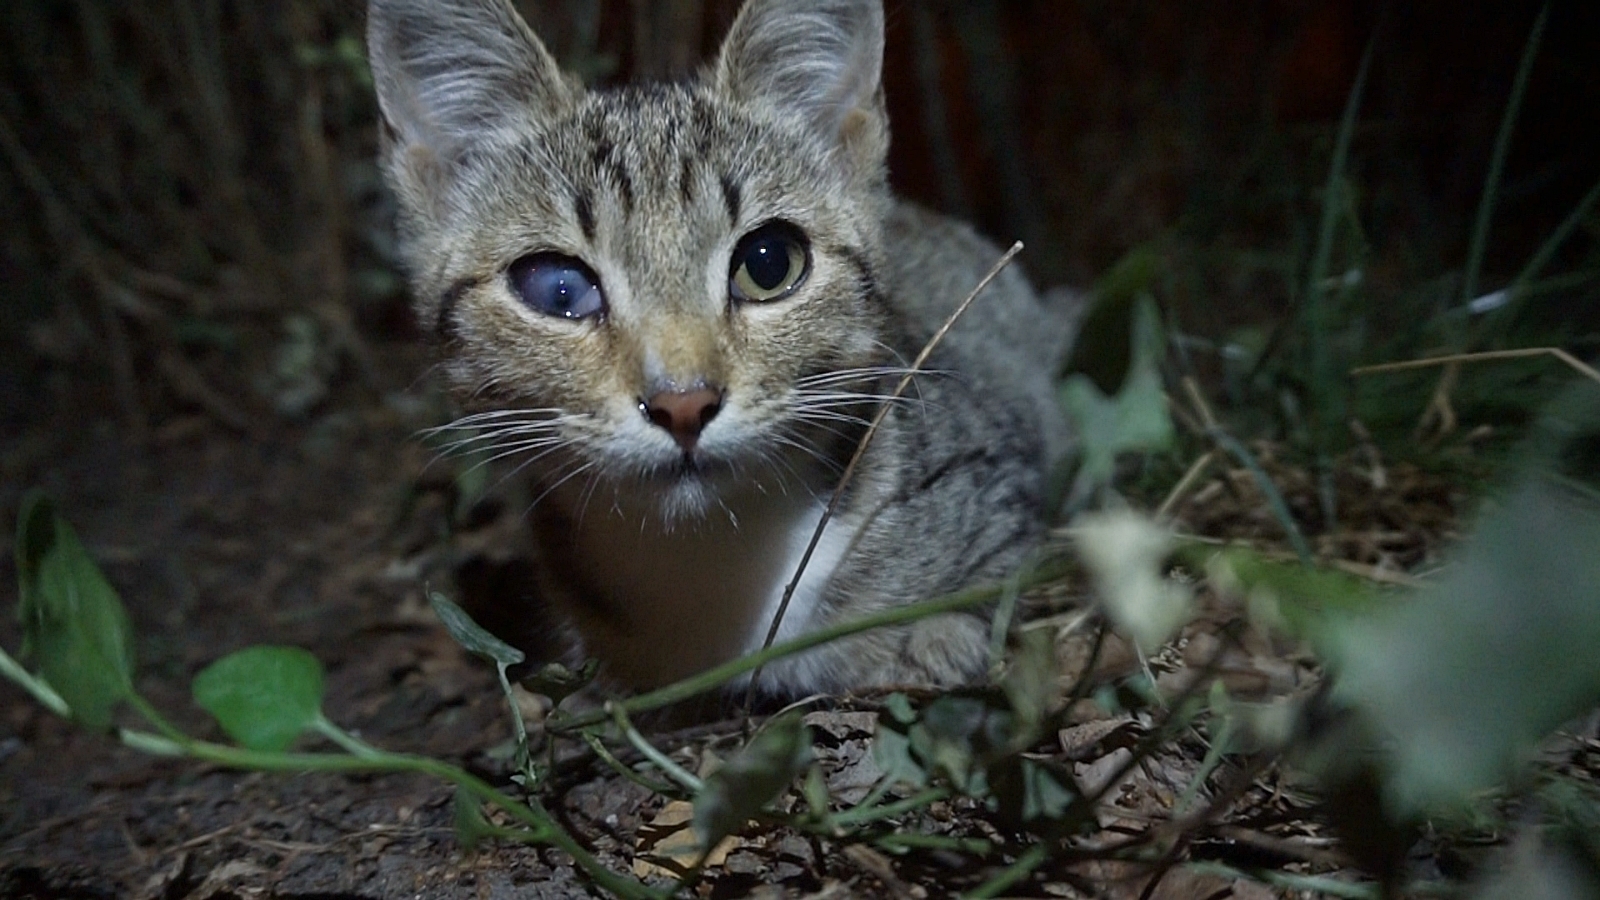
xmin=628 ymin=452 xmax=742 ymax=524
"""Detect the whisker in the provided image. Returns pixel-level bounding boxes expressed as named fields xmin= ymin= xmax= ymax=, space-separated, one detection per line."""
xmin=796 ymin=364 xmax=954 ymax=387
xmin=427 ymin=426 xmax=565 ymax=457
xmin=573 ymin=468 xmax=607 ymax=529
xmin=793 ymin=393 xmax=926 ymax=410
xmin=789 ymin=415 xmax=869 ymax=443
xmin=418 ymin=409 xmax=568 ymax=435
xmin=472 ymin=437 xmax=569 ymax=468
xmin=792 ymin=409 xmax=874 ymax=428
xmin=523 ymin=460 xmax=598 ymax=519
xmin=770 ymin=433 xmax=844 ymax=476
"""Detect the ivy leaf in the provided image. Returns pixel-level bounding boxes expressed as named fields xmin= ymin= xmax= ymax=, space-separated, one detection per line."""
xmin=912 ymin=693 xmax=1016 ymax=794
xmin=694 ymin=714 xmax=812 ymax=850
xmin=989 ymin=757 xmax=1079 ymax=828
xmin=1060 ymin=296 xmax=1175 ymax=495
xmin=14 ymin=492 xmax=136 ymax=731
xmin=871 ymin=716 xmax=928 ymax=790
xmin=1075 ymin=510 xmax=1193 ymax=650
xmin=1002 ymin=627 xmax=1059 ymax=743
xmin=193 ymin=646 xmax=326 ymax=751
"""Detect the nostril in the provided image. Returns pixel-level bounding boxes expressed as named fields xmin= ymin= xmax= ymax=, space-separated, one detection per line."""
xmin=642 ymin=387 xmax=724 ymax=451
xmin=646 ymin=406 xmax=674 ymax=432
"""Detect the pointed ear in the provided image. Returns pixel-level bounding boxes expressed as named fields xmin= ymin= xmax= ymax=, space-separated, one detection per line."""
xmin=714 ymin=0 xmax=887 ymax=171
xmin=367 ymin=0 xmax=578 ymax=162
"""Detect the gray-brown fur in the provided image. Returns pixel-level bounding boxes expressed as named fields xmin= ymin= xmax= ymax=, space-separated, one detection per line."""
xmin=367 ymin=0 xmax=1077 ymax=696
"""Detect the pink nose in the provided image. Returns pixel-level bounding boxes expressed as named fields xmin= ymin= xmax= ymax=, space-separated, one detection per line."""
xmin=643 ymin=388 xmax=723 ymax=452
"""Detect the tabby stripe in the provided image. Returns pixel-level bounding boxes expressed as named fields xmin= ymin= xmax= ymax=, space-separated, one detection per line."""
xmin=679 ymin=157 xmax=697 ymax=207
xmin=719 ymin=173 xmax=742 ymax=226
xmin=836 ymin=245 xmax=886 ymax=312
xmin=436 ymin=277 xmax=479 ymax=341
xmin=574 ymin=189 xmax=596 ymax=242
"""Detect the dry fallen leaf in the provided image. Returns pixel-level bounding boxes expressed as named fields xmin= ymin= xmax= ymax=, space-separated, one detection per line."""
xmin=631 ymin=799 xmax=740 ymax=880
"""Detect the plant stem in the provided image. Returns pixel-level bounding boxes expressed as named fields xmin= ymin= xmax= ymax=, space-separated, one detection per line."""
xmin=963 ymin=842 xmax=1051 ymax=899
xmin=1461 ymin=3 xmax=1548 ymax=311
xmin=550 ymin=559 xmax=1071 ymax=733
xmin=831 ymin=787 xmax=951 ymax=827
xmin=609 ymin=702 xmax=704 ymax=792
xmin=875 ymin=831 xmax=994 ymax=855
xmin=583 ymin=731 xmax=683 ymax=796
xmin=116 ymin=728 xmax=661 ymax=900
xmin=0 ymin=647 xmax=71 ymax=718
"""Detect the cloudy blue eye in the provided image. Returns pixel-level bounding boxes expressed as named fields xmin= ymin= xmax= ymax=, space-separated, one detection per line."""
xmin=508 ymin=254 xmax=605 ymax=320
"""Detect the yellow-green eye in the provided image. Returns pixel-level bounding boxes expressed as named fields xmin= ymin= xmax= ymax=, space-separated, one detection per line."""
xmin=729 ymin=222 xmax=810 ymax=303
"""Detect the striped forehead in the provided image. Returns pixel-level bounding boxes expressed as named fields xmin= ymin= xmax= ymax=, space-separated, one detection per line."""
xmin=555 ymin=86 xmax=757 ymax=232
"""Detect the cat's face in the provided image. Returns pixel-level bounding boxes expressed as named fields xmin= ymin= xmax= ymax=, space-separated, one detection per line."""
xmin=369 ymin=0 xmax=894 ymax=519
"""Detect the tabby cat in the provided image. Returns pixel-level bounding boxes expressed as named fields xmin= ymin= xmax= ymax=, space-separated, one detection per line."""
xmin=366 ymin=0 xmax=1076 ymax=696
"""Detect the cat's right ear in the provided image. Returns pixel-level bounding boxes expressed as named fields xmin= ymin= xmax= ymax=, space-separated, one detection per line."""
xmin=367 ymin=0 xmax=577 ymax=172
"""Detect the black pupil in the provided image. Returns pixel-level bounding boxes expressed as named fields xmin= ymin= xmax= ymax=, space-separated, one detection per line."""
xmin=744 ymin=237 xmax=791 ymax=291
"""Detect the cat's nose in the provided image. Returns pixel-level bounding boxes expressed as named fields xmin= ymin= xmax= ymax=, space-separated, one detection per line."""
xmin=643 ymin=388 xmax=723 ymax=452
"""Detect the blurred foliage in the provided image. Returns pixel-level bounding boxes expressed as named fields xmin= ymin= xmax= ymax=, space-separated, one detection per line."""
xmin=0 ymin=0 xmax=389 ymax=429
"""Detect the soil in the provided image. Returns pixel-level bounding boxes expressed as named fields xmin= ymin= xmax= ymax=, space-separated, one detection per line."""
xmin=0 ymin=332 xmax=1472 ymax=900
xmin=0 ymin=343 xmax=630 ymax=898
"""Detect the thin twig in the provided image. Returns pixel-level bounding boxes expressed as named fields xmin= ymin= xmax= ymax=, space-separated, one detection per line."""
xmin=743 ymin=242 xmax=1025 ymax=705
xmin=1155 ymin=450 xmax=1217 ymax=521
xmin=1351 ymin=347 xmax=1600 ymax=386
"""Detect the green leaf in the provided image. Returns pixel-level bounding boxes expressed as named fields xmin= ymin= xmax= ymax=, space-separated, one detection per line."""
xmin=429 ymin=592 xmax=524 ymax=667
xmin=193 ymin=646 xmax=326 ymax=751
xmin=883 ymin=691 xmax=918 ymax=725
xmin=520 ymin=659 xmax=598 ymax=707
xmin=1330 ymin=474 xmax=1600 ymax=813
xmin=911 ymin=693 xmax=1018 ymax=794
xmin=694 ymin=714 xmax=812 ymax=850
xmin=1060 ymin=296 xmax=1175 ymax=494
xmin=1002 ymin=627 xmax=1058 ymax=741
xmin=1196 ymin=546 xmax=1380 ymax=648
xmin=1065 ymin=244 xmax=1163 ymax=391
xmin=14 ymin=492 xmax=136 ymax=730
xmin=989 ymin=757 xmax=1078 ymax=827
xmin=1075 ymin=510 xmax=1193 ymax=650
xmin=871 ymin=717 xmax=929 ymax=789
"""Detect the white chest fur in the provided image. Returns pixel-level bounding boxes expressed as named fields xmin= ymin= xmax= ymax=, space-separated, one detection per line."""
xmin=561 ymin=485 xmax=858 ymax=688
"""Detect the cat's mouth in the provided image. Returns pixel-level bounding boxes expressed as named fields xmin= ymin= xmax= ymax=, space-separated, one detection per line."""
xmin=654 ymin=451 xmax=733 ymax=482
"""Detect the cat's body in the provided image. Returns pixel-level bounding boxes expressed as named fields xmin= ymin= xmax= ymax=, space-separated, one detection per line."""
xmin=368 ymin=0 xmax=1076 ymax=696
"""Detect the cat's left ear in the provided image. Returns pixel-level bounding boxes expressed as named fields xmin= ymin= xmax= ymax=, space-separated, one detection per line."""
xmin=714 ymin=0 xmax=887 ymax=175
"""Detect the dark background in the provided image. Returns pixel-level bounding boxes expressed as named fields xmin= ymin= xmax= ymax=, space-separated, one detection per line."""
xmin=1 ymin=1 xmax=1595 ymax=441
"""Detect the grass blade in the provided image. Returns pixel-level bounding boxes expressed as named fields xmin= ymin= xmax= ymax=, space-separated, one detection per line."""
xmin=1461 ymin=4 xmax=1549 ymax=310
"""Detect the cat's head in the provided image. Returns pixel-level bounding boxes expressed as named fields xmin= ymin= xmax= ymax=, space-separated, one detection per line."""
xmin=369 ymin=0 xmax=896 ymax=520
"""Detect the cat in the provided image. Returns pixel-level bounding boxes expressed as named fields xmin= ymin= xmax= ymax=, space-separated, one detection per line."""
xmin=366 ymin=0 xmax=1077 ymax=697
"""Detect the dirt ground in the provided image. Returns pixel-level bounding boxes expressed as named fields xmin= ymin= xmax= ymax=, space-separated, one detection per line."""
xmin=0 ymin=333 xmax=1475 ymax=899
xmin=0 ymin=342 xmax=639 ymax=898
